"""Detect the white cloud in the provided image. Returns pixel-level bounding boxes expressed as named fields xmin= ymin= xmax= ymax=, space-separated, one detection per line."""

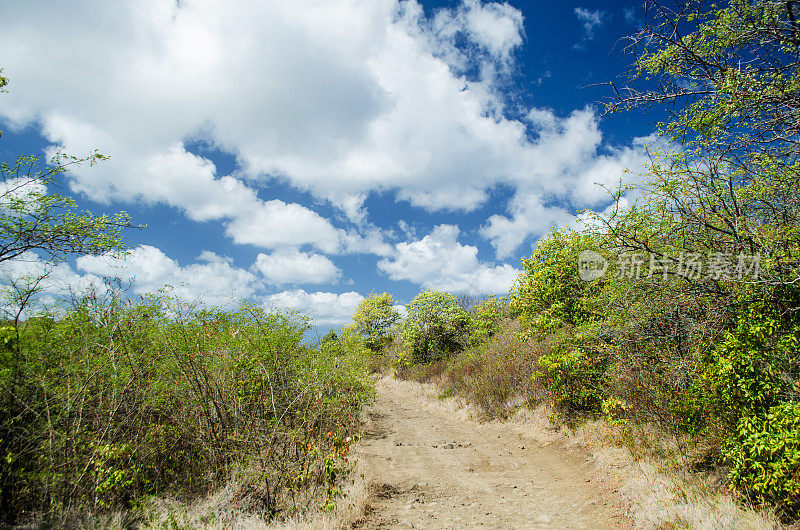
xmin=574 ymin=7 xmax=604 ymax=41
xmin=77 ymin=245 xmax=258 ymax=308
xmin=262 ymin=289 xmax=364 ymax=327
xmin=378 ymin=225 xmax=519 ymax=294
xmin=479 ymin=120 xmax=652 ymax=258
xmin=253 ymin=248 xmax=342 ymax=285
xmin=225 ymin=200 xmax=343 ymax=253
xmin=432 ymin=0 xmax=524 ymax=62
xmin=0 ymin=0 xmax=644 ymax=237
xmin=481 ymin=195 xmax=573 ymax=259
xmin=0 ymin=253 xmax=107 ymax=315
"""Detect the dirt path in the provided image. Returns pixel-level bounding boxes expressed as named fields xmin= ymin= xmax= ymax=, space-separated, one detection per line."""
xmin=353 ymin=377 xmax=630 ymax=529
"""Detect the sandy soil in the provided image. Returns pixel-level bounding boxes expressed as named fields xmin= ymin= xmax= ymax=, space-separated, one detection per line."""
xmin=353 ymin=377 xmax=631 ymax=529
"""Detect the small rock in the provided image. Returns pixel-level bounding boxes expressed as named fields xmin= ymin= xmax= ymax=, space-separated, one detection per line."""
xmin=535 ymin=514 xmax=553 ymax=524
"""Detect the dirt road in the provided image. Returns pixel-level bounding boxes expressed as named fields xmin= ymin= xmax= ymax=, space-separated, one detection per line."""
xmin=353 ymin=377 xmax=630 ymax=529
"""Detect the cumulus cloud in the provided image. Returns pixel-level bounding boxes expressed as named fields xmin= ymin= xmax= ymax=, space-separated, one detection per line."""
xmin=262 ymin=289 xmax=364 ymax=327
xmin=481 ymin=195 xmax=574 ymax=259
xmin=77 ymin=245 xmax=258 ymax=308
xmin=253 ymin=248 xmax=342 ymax=286
xmin=432 ymin=0 xmax=524 ymax=62
xmin=378 ymin=225 xmax=519 ymax=294
xmin=0 ymin=0 xmax=644 ymax=244
xmin=479 ymin=118 xmax=653 ymax=258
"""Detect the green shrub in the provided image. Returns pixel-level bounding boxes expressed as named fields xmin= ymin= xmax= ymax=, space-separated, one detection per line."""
xmin=401 ymin=290 xmax=470 ymax=363
xmin=469 ymin=296 xmax=507 ymax=346
xmin=0 ymin=291 xmax=373 ymax=525
xmin=510 ymin=228 xmax=604 ymax=336
xmin=726 ymin=402 xmax=800 ymax=518
xmin=682 ymin=301 xmax=800 ymax=439
xmin=535 ymin=336 xmax=610 ymax=414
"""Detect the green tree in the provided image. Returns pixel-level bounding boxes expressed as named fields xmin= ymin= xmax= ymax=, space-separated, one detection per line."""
xmin=401 ymin=290 xmax=470 ymax=363
xmin=606 ymin=0 xmax=800 ymax=290
xmin=510 ymin=228 xmax=604 ymax=336
xmin=0 ymin=154 xmax=131 ymax=266
xmin=600 ymin=1 xmax=800 ymax=512
xmin=351 ymin=292 xmax=400 ymax=352
xmin=0 ymin=71 xmax=132 ymax=318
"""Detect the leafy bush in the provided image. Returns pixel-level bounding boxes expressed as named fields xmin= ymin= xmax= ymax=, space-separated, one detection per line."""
xmin=0 ymin=290 xmax=373 ymax=525
xmin=401 ymin=290 xmax=470 ymax=363
xmin=536 ymin=342 xmax=610 ymax=414
xmin=510 ymin=228 xmax=604 ymax=336
xmin=726 ymin=402 xmax=800 ymax=518
xmin=469 ymin=295 xmax=507 ymax=346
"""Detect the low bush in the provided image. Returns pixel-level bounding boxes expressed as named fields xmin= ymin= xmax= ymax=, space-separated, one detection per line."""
xmin=726 ymin=402 xmax=800 ymax=518
xmin=0 ymin=290 xmax=373 ymax=525
xmin=451 ymin=322 xmax=544 ymax=417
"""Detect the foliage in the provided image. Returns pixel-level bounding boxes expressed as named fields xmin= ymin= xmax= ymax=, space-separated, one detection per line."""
xmin=401 ymin=290 xmax=470 ymax=363
xmin=350 ymin=292 xmax=400 ymax=352
xmin=536 ymin=339 xmax=610 ymax=414
xmin=0 ymin=154 xmax=132 ymax=267
xmin=726 ymin=402 xmax=800 ymax=518
xmin=469 ymin=295 xmax=507 ymax=346
xmin=510 ymin=228 xmax=604 ymax=336
xmin=691 ymin=300 xmax=800 ymax=438
xmin=607 ymin=0 xmax=800 ymax=291
xmin=0 ymin=291 xmax=373 ymax=525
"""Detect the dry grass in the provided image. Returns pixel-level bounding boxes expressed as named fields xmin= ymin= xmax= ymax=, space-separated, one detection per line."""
xmin=136 ymin=465 xmax=370 ymax=529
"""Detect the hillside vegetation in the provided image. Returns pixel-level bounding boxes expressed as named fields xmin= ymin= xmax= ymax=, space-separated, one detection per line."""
xmin=0 ymin=290 xmax=373 ymax=526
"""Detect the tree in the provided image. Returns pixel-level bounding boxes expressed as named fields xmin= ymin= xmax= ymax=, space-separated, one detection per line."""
xmin=605 ymin=0 xmax=800 ymax=292
xmin=401 ymin=290 xmax=470 ymax=363
xmin=599 ymin=2 xmax=800 ymax=512
xmin=351 ymin=292 xmax=400 ymax=352
xmin=0 ymin=71 xmax=132 ymax=319
xmin=0 ymin=154 xmax=131 ymax=265
xmin=510 ymin=228 xmax=604 ymax=336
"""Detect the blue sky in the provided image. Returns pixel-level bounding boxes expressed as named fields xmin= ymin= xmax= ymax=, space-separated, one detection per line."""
xmin=0 ymin=0 xmax=658 ymax=332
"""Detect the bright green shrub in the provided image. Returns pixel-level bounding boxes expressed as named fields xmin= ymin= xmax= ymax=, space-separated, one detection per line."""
xmin=536 ymin=343 xmax=610 ymax=413
xmin=726 ymin=402 xmax=800 ymax=517
xmin=688 ymin=301 xmax=800 ymax=437
xmin=470 ymin=296 xmax=507 ymax=346
xmin=510 ymin=228 xmax=604 ymax=336
xmin=401 ymin=290 xmax=470 ymax=363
